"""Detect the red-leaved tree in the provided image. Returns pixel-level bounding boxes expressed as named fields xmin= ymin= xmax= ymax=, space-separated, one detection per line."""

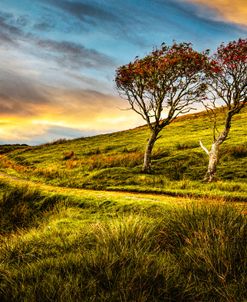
xmin=200 ymin=38 xmax=247 ymax=182
xmin=116 ymin=42 xmax=208 ymax=173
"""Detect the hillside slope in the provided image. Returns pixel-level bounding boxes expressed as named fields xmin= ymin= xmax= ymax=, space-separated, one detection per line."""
xmin=0 ymin=108 xmax=247 ymax=302
xmin=0 ymin=106 xmax=247 ymax=200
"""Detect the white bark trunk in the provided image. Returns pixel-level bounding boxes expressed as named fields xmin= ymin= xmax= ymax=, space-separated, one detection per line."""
xmin=200 ymin=140 xmax=219 ymax=182
xmin=205 ymin=143 xmax=219 ymax=182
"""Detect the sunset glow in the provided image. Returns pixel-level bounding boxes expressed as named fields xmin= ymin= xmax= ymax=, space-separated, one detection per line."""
xmin=0 ymin=0 xmax=246 ymax=144
xmin=187 ymin=0 xmax=247 ymax=25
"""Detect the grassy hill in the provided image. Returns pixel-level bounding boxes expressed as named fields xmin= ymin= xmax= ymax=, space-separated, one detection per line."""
xmin=1 ymin=106 xmax=247 ymax=200
xmin=0 ymin=107 xmax=247 ymax=301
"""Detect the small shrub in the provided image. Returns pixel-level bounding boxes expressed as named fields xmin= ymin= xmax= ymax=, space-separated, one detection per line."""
xmin=0 ymin=144 xmax=28 ymax=154
xmin=11 ymin=156 xmax=32 ymax=167
xmin=63 ymin=151 xmax=75 ymax=160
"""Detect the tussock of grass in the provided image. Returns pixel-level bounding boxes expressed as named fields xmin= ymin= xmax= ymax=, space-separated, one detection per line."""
xmin=0 ymin=185 xmax=68 ymax=232
xmin=0 ymin=195 xmax=246 ymax=301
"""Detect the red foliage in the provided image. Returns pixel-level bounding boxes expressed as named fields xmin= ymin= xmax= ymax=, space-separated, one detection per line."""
xmin=209 ymin=38 xmax=247 ymax=74
xmin=115 ymin=42 xmax=209 ymax=90
xmin=218 ymin=38 xmax=247 ymax=64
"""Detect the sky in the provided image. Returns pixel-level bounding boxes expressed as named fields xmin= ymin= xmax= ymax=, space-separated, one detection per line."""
xmin=0 ymin=0 xmax=246 ymax=145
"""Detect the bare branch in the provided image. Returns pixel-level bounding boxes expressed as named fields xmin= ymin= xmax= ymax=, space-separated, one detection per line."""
xmin=199 ymin=140 xmax=210 ymax=155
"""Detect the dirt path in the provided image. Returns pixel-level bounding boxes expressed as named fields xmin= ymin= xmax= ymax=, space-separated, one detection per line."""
xmin=0 ymin=171 xmax=192 ymax=205
xmin=0 ymin=170 xmax=246 ymax=209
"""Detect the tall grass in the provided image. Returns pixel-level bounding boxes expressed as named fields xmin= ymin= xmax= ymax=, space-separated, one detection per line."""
xmin=0 ymin=107 xmax=246 ymax=301
xmin=0 ymin=190 xmax=246 ymax=301
xmin=0 ymin=185 xmax=67 ymax=232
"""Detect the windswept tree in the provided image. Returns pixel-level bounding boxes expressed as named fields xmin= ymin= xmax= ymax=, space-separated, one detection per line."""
xmin=200 ymin=38 xmax=247 ymax=182
xmin=115 ymin=42 xmax=208 ymax=173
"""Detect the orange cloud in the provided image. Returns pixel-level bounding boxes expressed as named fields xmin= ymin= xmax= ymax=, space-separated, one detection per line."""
xmin=0 ymin=117 xmax=48 ymax=142
xmin=29 ymin=89 xmax=143 ymax=131
xmin=0 ymin=90 xmax=143 ymax=144
xmin=187 ymin=0 xmax=247 ymax=25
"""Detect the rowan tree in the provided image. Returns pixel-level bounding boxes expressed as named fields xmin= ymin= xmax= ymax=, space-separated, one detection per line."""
xmin=115 ymin=42 xmax=208 ymax=173
xmin=200 ymin=38 xmax=247 ymax=182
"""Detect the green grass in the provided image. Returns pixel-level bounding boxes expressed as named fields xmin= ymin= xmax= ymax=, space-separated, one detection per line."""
xmin=0 ymin=182 xmax=246 ymax=301
xmin=0 ymin=106 xmax=246 ymax=200
xmin=0 ymin=108 xmax=246 ymax=301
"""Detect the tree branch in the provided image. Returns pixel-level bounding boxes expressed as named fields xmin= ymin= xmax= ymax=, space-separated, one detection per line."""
xmin=199 ymin=140 xmax=210 ymax=155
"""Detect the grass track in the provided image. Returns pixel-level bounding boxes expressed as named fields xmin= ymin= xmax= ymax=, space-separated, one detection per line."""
xmin=0 ymin=172 xmax=246 ymax=209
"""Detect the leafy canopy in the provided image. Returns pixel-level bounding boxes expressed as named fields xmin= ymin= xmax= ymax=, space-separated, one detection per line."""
xmin=207 ymin=38 xmax=247 ymax=108
xmin=115 ymin=42 xmax=209 ymax=127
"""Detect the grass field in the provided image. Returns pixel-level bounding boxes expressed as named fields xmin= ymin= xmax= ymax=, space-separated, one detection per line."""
xmin=0 ymin=106 xmax=246 ymax=200
xmin=0 ymin=177 xmax=246 ymax=301
xmin=0 ymin=107 xmax=246 ymax=301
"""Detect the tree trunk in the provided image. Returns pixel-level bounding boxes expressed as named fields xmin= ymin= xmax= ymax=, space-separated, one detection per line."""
xmin=142 ymin=130 xmax=159 ymax=173
xmin=204 ymin=142 xmax=219 ymax=182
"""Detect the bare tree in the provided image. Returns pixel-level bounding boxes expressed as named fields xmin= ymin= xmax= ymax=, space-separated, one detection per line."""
xmin=115 ymin=42 xmax=208 ymax=173
xmin=200 ymin=39 xmax=247 ymax=182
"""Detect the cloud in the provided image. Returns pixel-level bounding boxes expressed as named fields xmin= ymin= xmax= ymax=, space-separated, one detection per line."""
xmin=0 ymin=60 xmax=138 ymax=125
xmin=0 ymin=118 xmax=78 ymax=145
xmin=0 ymin=119 xmax=104 ymax=145
xmin=44 ymin=125 xmax=87 ymax=138
xmin=33 ymin=20 xmax=55 ymax=32
xmin=45 ymin=0 xmax=119 ymax=25
xmin=42 ymin=0 xmax=148 ymax=46
xmin=0 ymin=9 xmax=115 ymax=70
xmin=0 ymin=11 xmax=22 ymax=44
xmin=0 ymin=94 xmax=36 ymax=116
xmin=184 ymin=0 xmax=247 ymax=26
xmin=155 ymin=0 xmax=246 ymax=32
xmin=0 ymin=87 xmax=142 ymax=145
xmin=36 ymin=39 xmax=115 ymax=69
xmin=0 ymin=67 xmax=52 ymax=117
xmin=0 ymin=63 xmax=142 ymax=144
